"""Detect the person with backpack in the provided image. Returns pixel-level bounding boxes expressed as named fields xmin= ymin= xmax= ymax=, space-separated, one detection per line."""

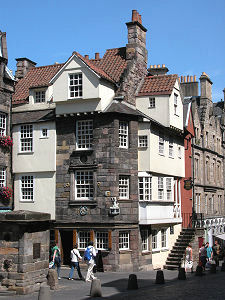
xmin=52 ymin=242 xmax=61 ymax=280
xmin=68 ymin=244 xmax=84 ymax=281
xmin=84 ymin=241 xmax=97 ymax=282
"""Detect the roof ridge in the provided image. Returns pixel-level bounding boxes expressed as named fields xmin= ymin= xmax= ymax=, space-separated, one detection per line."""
xmin=33 ymin=63 xmax=64 ymax=70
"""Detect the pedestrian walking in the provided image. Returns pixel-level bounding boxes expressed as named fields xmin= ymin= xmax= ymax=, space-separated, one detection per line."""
xmin=206 ymin=242 xmax=213 ymax=261
xmin=52 ymin=242 xmax=61 ymax=280
xmin=212 ymin=239 xmax=221 ymax=267
xmin=199 ymin=243 xmax=207 ymax=271
xmin=185 ymin=244 xmax=193 ymax=272
xmin=68 ymin=244 xmax=84 ymax=281
xmin=84 ymin=241 xmax=97 ymax=282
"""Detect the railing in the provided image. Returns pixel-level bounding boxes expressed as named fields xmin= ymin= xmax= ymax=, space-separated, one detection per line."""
xmin=192 ymin=213 xmax=204 ymax=228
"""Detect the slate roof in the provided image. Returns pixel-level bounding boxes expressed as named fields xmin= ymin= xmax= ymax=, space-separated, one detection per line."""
xmin=138 ymin=74 xmax=178 ymax=96
xmin=13 ymin=64 xmax=64 ymax=104
xmin=104 ymin=100 xmax=144 ymax=117
xmin=12 ymin=109 xmax=55 ymax=125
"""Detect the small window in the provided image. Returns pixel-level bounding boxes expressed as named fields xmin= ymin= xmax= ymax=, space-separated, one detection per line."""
xmin=69 ymin=73 xmax=83 ymax=98
xmin=166 ymin=178 xmax=172 ymax=201
xmin=78 ymin=231 xmax=90 ymax=249
xmin=141 ymin=229 xmax=149 ymax=252
xmin=138 ymin=135 xmax=148 ymax=148
xmin=75 ymin=170 xmax=93 ymax=200
xmin=35 ymin=91 xmax=45 ymax=103
xmin=119 ymin=121 xmax=128 ymax=148
xmin=0 ymin=113 xmax=6 ymax=136
xmin=158 ymin=177 xmax=164 ymax=200
xmin=139 ymin=176 xmax=152 ymax=201
xmin=119 ymin=175 xmax=129 ymax=199
xmin=161 ymin=228 xmax=168 ymax=248
xmin=76 ymin=120 xmax=93 ymax=150
xmin=149 ymin=97 xmax=155 ymax=108
xmin=40 ymin=128 xmax=48 ymax=138
xmin=96 ymin=232 xmax=108 ymax=250
xmin=20 ymin=125 xmax=33 ymax=152
xmin=159 ymin=133 xmax=164 ymax=155
xmin=169 ymin=137 xmax=174 ymax=158
xmin=152 ymin=229 xmax=158 ymax=250
xmin=0 ymin=167 xmax=6 ymax=187
xmin=21 ymin=175 xmax=34 ymax=202
xmin=119 ymin=232 xmax=129 ymax=250
xmin=170 ymin=225 xmax=174 ymax=234
xmin=174 ymin=94 xmax=178 ymax=115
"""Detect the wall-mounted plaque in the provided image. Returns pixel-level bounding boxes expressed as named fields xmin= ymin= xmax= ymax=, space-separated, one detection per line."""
xmin=33 ymin=243 xmax=41 ymax=259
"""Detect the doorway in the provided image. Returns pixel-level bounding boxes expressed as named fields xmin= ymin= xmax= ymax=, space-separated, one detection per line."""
xmin=60 ymin=230 xmax=73 ymax=265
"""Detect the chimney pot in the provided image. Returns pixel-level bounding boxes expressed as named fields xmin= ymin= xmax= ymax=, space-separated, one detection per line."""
xmin=190 ymin=75 xmax=193 ymax=82
xmin=181 ymin=76 xmax=183 ymax=82
xmin=187 ymin=75 xmax=189 ymax=82
xmin=184 ymin=76 xmax=186 ymax=83
xmin=162 ymin=64 xmax=165 ymax=68
xmin=138 ymin=14 xmax=142 ymax=24
xmin=95 ymin=52 xmax=100 ymax=60
xmin=154 ymin=64 xmax=157 ymax=68
xmin=84 ymin=55 xmax=89 ymax=60
xmin=194 ymin=75 xmax=196 ymax=82
xmin=157 ymin=64 xmax=160 ymax=68
xmin=132 ymin=10 xmax=138 ymax=22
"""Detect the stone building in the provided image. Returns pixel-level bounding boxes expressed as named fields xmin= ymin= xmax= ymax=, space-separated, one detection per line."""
xmin=180 ymin=73 xmax=225 ymax=245
xmin=0 ymin=31 xmax=14 ymax=211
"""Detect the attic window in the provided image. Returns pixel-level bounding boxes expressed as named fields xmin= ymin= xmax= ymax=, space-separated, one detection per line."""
xmin=35 ymin=91 xmax=45 ymax=103
xmin=69 ymin=73 xmax=83 ymax=98
xmin=149 ymin=98 xmax=155 ymax=108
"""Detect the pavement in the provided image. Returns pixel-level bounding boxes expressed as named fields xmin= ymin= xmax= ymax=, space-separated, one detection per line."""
xmin=1 ymin=264 xmax=225 ymax=299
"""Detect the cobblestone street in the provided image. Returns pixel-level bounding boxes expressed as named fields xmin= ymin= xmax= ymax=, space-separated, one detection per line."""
xmin=1 ymin=265 xmax=225 ymax=299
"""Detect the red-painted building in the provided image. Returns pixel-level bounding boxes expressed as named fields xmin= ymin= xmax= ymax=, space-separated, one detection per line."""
xmin=181 ymin=99 xmax=195 ymax=228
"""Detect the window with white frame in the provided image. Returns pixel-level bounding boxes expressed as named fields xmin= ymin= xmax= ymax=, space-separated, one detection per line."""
xmin=20 ymin=175 xmax=34 ymax=202
xmin=152 ymin=229 xmax=158 ymax=250
xmin=166 ymin=178 xmax=172 ymax=201
xmin=169 ymin=137 xmax=174 ymax=158
xmin=20 ymin=125 xmax=33 ymax=152
xmin=141 ymin=229 xmax=149 ymax=252
xmin=138 ymin=135 xmax=148 ymax=148
xmin=174 ymin=94 xmax=178 ymax=115
xmin=119 ymin=175 xmax=129 ymax=199
xmin=40 ymin=128 xmax=48 ymax=138
xmin=78 ymin=231 xmax=90 ymax=249
xmin=0 ymin=167 xmax=6 ymax=187
xmin=158 ymin=177 xmax=164 ymax=200
xmin=139 ymin=176 xmax=152 ymax=201
xmin=0 ymin=113 xmax=6 ymax=136
xmin=195 ymin=193 xmax=201 ymax=213
xmin=119 ymin=232 xmax=129 ymax=250
xmin=212 ymin=194 xmax=214 ymax=214
xmin=205 ymin=194 xmax=208 ymax=214
xmin=119 ymin=121 xmax=128 ymax=148
xmin=35 ymin=91 xmax=45 ymax=103
xmin=159 ymin=133 xmax=164 ymax=155
xmin=161 ymin=228 xmax=167 ymax=248
xmin=76 ymin=120 xmax=93 ymax=150
xmin=178 ymin=146 xmax=181 ymax=158
xmin=69 ymin=73 xmax=82 ymax=98
xmin=96 ymin=232 xmax=108 ymax=250
xmin=75 ymin=170 xmax=93 ymax=200
xmin=149 ymin=97 xmax=155 ymax=108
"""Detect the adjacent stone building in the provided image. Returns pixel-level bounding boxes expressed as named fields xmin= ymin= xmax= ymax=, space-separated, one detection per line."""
xmin=0 ymin=31 xmax=14 ymax=211
xmin=180 ymin=73 xmax=225 ymax=245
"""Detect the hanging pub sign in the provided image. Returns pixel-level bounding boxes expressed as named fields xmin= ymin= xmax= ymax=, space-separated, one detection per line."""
xmin=184 ymin=178 xmax=192 ymax=190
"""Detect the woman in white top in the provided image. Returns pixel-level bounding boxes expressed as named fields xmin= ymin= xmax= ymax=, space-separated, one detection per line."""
xmin=68 ymin=244 xmax=84 ymax=280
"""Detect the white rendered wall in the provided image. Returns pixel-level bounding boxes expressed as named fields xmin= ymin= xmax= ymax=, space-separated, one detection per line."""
xmin=12 ymin=121 xmax=56 ymax=173
xmin=14 ymin=172 xmax=56 ymax=219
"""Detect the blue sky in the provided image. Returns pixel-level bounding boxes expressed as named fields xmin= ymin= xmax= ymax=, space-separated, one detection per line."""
xmin=1 ymin=0 xmax=225 ymax=101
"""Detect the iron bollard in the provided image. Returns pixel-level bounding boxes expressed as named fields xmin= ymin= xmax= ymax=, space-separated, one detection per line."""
xmin=210 ymin=263 xmax=216 ymax=274
xmin=127 ymin=274 xmax=138 ymax=290
xmin=195 ymin=265 xmax=203 ymax=276
xmin=90 ymin=278 xmax=102 ymax=297
xmin=178 ymin=267 xmax=186 ymax=280
xmin=38 ymin=284 xmax=51 ymax=300
xmin=155 ymin=270 xmax=165 ymax=284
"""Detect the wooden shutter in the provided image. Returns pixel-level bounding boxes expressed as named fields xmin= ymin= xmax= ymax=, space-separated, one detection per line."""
xmin=108 ymin=230 xmax=112 ymax=250
xmin=90 ymin=230 xmax=94 ymax=242
xmin=54 ymin=229 xmax=59 ymax=244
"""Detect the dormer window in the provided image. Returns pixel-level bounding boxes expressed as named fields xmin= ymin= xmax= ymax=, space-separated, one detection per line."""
xmin=69 ymin=73 xmax=83 ymax=98
xmin=35 ymin=91 xmax=46 ymax=103
xmin=149 ymin=97 xmax=155 ymax=108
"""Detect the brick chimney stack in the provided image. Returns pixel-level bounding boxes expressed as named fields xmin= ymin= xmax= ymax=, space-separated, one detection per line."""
xmin=223 ymin=88 xmax=225 ymax=111
xmin=15 ymin=58 xmax=36 ymax=80
xmin=180 ymin=75 xmax=199 ymax=97
xmin=0 ymin=31 xmax=8 ymax=62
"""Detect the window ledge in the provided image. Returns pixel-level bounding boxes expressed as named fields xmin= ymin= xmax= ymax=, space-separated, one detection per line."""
xmin=20 ymin=201 xmax=34 ymax=203
xmin=18 ymin=151 xmax=34 ymax=155
xmin=69 ymin=200 xmax=97 ymax=206
xmin=118 ymin=199 xmax=133 ymax=203
xmin=169 ymin=156 xmax=174 ymax=159
xmin=119 ymin=249 xmax=132 ymax=254
xmin=152 ymin=249 xmax=160 ymax=253
xmin=158 ymin=153 xmax=165 ymax=156
xmin=161 ymin=248 xmax=169 ymax=252
xmin=142 ymin=251 xmax=151 ymax=256
xmin=39 ymin=137 xmax=49 ymax=139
